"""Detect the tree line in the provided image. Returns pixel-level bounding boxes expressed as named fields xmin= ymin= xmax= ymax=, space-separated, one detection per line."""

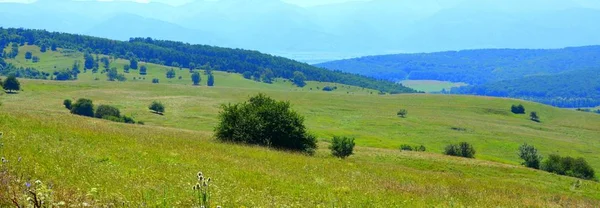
xmin=0 ymin=27 xmax=417 ymax=94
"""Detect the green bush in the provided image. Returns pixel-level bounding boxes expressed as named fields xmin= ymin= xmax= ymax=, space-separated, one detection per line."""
xmin=444 ymin=142 xmax=476 ymax=158
xmin=70 ymin=98 xmax=94 ymax=117
xmin=2 ymin=75 xmax=21 ymax=93
xmin=518 ymin=143 xmax=542 ymax=169
xmin=530 ymin=112 xmax=540 ymax=122
xmin=149 ymin=101 xmax=165 ymax=114
xmin=414 ymin=145 xmax=426 ymax=152
xmin=95 ymin=105 xmax=121 ymax=119
xmin=400 ymin=144 xmax=413 ymax=151
xmin=542 ymin=154 xmax=596 ymax=180
xmin=63 ymin=99 xmax=72 ymax=110
xmin=214 ymin=93 xmax=317 ymax=154
xmin=511 ymin=104 xmax=526 ymax=114
xmin=397 ymin=109 xmax=408 ymax=118
xmin=330 ymin=136 xmax=355 ymax=158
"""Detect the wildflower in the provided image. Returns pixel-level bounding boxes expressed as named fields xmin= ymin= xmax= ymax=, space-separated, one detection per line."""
xmin=26 ymin=182 xmax=31 ymax=188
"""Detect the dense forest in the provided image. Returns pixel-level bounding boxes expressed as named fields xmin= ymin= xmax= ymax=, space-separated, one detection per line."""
xmin=0 ymin=28 xmax=416 ymax=94
xmin=316 ymin=46 xmax=600 ymax=84
xmin=451 ymin=70 xmax=600 ymax=108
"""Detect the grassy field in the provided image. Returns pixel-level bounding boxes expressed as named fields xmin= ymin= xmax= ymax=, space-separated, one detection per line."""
xmin=401 ymin=80 xmax=468 ymax=93
xmin=1 ymin=46 xmax=600 ymax=206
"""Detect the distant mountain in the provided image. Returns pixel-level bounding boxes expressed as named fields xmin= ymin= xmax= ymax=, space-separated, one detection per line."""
xmin=451 ymin=70 xmax=600 ymax=108
xmin=316 ymin=46 xmax=600 ymax=84
xmin=1 ymin=0 xmax=600 ymax=61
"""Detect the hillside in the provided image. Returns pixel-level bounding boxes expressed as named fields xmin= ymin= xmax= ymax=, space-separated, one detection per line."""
xmin=452 ymin=70 xmax=600 ymax=108
xmin=317 ymin=46 xmax=600 ymax=107
xmin=0 ymin=28 xmax=416 ymax=94
xmin=1 ymin=42 xmax=600 ymax=205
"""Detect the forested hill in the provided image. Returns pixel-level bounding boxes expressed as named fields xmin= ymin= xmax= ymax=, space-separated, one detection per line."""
xmin=0 ymin=28 xmax=416 ymax=94
xmin=316 ymin=46 xmax=600 ymax=84
xmin=451 ymin=70 xmax=600 ymax=108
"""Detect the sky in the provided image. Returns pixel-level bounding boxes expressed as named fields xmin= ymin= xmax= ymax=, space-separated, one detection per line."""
xmin=0 ymin=0 xmax=367 ymax=7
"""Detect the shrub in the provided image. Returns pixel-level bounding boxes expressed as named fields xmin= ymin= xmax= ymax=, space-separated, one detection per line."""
xmin=322 ymin=86 xmax=335 ymax=91
xmin=192 ymin=72 xmax=201 ymax=85
xmin=122 ymin=115 xmax=136 ymax=124
xmin=511 ymin=104 xmax=526 ymax=114
xmin=2 ymin=75 xmax=21 ymax=93
xmin=152 ymin=78 xmax=160 ymax=84
xmin=330 ymin=136 xmax=355 ymax=158
xmin=63 ymin=99 xmax=72 ymax=110
xmin=530 ymin=112 xmax=540 ymax=122
xmin=397 ymin=109 xmax=408 ymax=118
xmin=70 ymin=98 xmax=94 ymax=117
xmin=518 ymin=143 xmax=542 ymax=169
xmin=400 ymin=144 xmax=413 ymax=151
xmin=414 ymin=145 xmax=426 ymax=152
xmin=137 ymin=121 xmax=145 ymax=125
xmin=542 ymin=154 xmax=596 ymax=180
xmin=444 ymin=142 xmax=475 ymax=158
xmin=214 ymin=93 xmax=317 ymax=154
xmin=95 ymin=105 xmax=121 ymax=119
xmin=149 ymin=101 xmax=165 ymax=115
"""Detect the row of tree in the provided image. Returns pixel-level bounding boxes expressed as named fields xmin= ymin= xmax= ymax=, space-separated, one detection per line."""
xmin=0 ymin=28 xmax=416 ymax=94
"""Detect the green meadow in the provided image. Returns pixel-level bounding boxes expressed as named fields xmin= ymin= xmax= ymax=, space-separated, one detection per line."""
xmin=0 ymin=45 xmax=599 ymax=206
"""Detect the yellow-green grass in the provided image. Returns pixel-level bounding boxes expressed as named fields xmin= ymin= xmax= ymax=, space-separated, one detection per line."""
xmin=0 ymin=46 xmax=599 ymax=206
xmin=401 ymin=80 xmax=468 ymax=92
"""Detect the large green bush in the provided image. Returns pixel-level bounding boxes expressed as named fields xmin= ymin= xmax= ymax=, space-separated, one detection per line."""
xmin=444 ymin=142 xmax=476 ymax=158
xmin=518 ymin=143 xmax=542 ymax=169
xmin=70 ymin=98 xmax=95 ymax=117
xmin=95 ymin=105 xmax=121 ymax=119
xmin=542 ymin=154 xmax=596 ymax=180
xmin=214 ymin=93 xmax=317 ymax=154
xmin=330 ymin=136 xmax=355 ymax=158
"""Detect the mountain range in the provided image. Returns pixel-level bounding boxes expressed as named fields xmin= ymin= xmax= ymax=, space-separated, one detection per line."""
xmin=2 ymin=0 xmax=600 ymax=62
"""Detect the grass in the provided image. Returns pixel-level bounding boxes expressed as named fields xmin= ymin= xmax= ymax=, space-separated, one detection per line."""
xmin=0 ymin=46 xmax=599 ymax=206
xmin=401 ymin=80 xmax=468 ymax=92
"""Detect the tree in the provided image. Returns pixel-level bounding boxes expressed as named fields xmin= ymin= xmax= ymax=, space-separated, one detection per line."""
xmin=397 ymin=109 xmax=408 ymax=118
xmin=106 ymin=67 xmax=119 ymax=81
xmin=100 ymin=57 xmax=110 ymax=70
xmin=130 ymin=58 xmax=138 ymax=70
xmin=166 ymin=69 xmax=176 ymax=79
xmin=32 ymin=56 xmax=40 ymax=63
xmin=70 ymin=98 xmax=95 ymax=117
xmin=292 ymin=71 xmax=306 ymax=87
xmin=330 ymin=136 xmax=355 ymax=158
xmin=40 ymin=45 xmax=47 ymax=53
xmin=215 ymin=93 xmax=317 ymax=154
xmin=189 ymin=62 xmax=196 ymax=71
xmin=95 ymin=105 xmax=121 ymax=119
xmin=530 ymin=112 xmax=540 ymax=122
xmin=149 ymin=101 xmax=165 ymax=115
xmin=444 ymin=142 xmax=476 ymax=158
xmin=519 ymin=143 xmax=542 ymax=169
xmin=84 ymin=52 xmax=95 ymax=69
xmin=207 ymin=74 xmax=214 ymax=86
xmin=25 ymin=51 xmax=33 ymax=60
xmin=252 ymin=71 xmax=261 ymax=81
xmin=123 ymin=65 xmax=130 ymax=73
xmin=261 ymin=68 xmax=274 ymax=84
xmin=51 ymin=43 xmax=57 ymax=51
xmin=191 ymin=72 xmax=201 ymax=85
xmin=2 ymin=75 xmax=20 ymax=93
xmin=243 ymin=71 xmax=252 ymax=79
xmin=511 ymin=104 xmax=526 ymax=114
xmin=140 ymin=65 xmax=147 ymax=75
xmin=63 ymin=99 xmax=73 ymax=110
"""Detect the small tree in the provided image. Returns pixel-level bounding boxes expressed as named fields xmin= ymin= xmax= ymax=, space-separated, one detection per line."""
xmin=207 ymin=74 xmax=215 ymax=86
xmin=2 ymin=75 xmax=21 ymax=93
xmin=51 ymin=43 xmax=57 ymax=51
xmin=106 ymin=67 xmax=119 ymax=81
xmin=25 ymin=51 xmax=33 ymax=60
xmin=130 ymin=58 xmax=139 ymax=70
xmin=63 ymin=99 xmax=72 ymax=110
xmin=330 ymin=136 xmax=355 ymax=159
xmin=124 ymin=65 xmax=130 ymax=73
xmin=511 ymin=104 xmax=526 ymax=114
xmin=191 ymin=72 xmax=201 ymax=85
xmin=166 ymin=69 xmax=176 ymax=79
xmin=70 ymin=98 xmax=95 ymax=117
xmin=32 ymin=56 xmax=40 ymax=63
xmin=40 ymin=45 xmax=47 ymax=53
xmin=95 ymin=105 xmax=121 ymax=119
xmin=140 ymin=65 xmax=147 ymax=75
xmin=149 ymin=101 xmax=165 ymax=115
xmin=519 ymin=143 xmax=542 ymax=169
xmin=243 ymin=71 xmax=252 ymax=79
xmin=414 ymin=145 xmax=426 ymax=152
xmin=292 ymin=71 xmax=306 ymax=87
xmin=444 ymin=142 xmax=475 ymax=158
xmin=397 ymin=109 xmax=408 ymax=118
xmin=530 ymin=112 xmax=540 ymax=122
xmin=152 ymin=78 xmax=160 ymax=84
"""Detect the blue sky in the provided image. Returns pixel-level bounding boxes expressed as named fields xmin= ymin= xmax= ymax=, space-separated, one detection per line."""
xmin=0 ymin=0 xmax=368 ymax=7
